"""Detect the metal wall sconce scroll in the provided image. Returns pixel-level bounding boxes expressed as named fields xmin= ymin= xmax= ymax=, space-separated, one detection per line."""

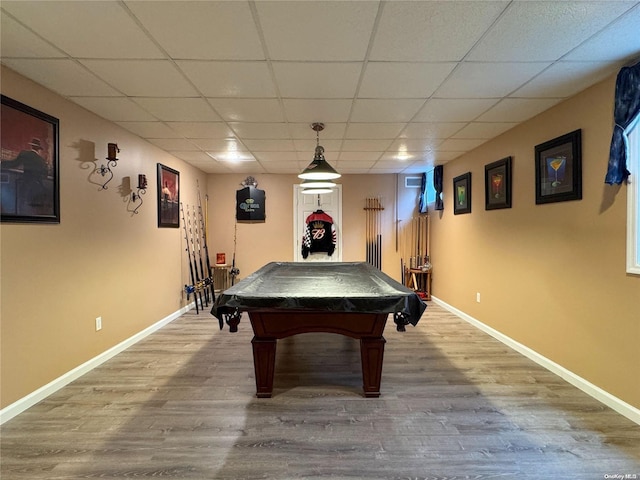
xmin=97 ymin=143 xmax=120 ymax=190
xmin=131 ymin=174 xmax=147 ymax=214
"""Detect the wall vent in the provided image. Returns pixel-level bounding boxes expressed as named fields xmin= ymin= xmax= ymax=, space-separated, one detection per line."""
xmin=404 ymin=176 xmax=422 ymax=188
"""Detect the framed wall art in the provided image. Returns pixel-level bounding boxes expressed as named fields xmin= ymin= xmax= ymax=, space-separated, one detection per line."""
xmin=157 ymin=163 xmax=180 ymax=228
xmin=535 ymin=129 xmax=582 ymax=205
xmin=1 ymin=95 xmax=60 ymax=223
xmin=453 ymin=172 xmax=471 ymax=215
xmin=485 ymin=156 xmax=512 ymax=210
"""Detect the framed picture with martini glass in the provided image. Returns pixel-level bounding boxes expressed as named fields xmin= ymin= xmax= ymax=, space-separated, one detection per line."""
xmin=453 ymin=172 xmax=471 ymax=215
xmin=485 ymin=156 xmax=512 ymax=210
xmin=535 ymin=129 xmax=582 ymax=205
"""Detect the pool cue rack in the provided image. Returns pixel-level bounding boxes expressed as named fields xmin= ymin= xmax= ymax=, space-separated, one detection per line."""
xmin=364 ymin=197 xmax=384 ymax=269
xmin=400 ymin=215 xmax=432 ymax=300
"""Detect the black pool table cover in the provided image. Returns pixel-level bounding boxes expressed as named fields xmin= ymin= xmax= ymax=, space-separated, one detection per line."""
xmin=211 ymin=262 xmax=426 ymax=327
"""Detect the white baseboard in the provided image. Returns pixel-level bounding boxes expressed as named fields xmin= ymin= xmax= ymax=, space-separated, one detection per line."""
xmin=431 ymin=296 xmax=640 ymax=426
xmin=0 ymin=303 xmax=194 ymax=425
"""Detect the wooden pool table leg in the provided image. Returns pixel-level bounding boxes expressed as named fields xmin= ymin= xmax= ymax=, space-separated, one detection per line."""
xmin=251 ymin=336 xmax=276 ymax=398
xmin=360 ymin=336 xmax=386 ymax=397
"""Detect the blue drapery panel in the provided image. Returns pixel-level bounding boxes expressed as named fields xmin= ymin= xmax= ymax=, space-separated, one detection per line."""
xmin=434 ymin=165 xmax=444 ymax=210
xmin=605 ymin=60 xmax=640 ymax=184
xmin=418 ymin=172 xmax=428 ymax=213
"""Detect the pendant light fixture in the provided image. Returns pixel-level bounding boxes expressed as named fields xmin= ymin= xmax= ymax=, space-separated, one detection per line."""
xmin=298 ymin=123 xmax=341 ymax=181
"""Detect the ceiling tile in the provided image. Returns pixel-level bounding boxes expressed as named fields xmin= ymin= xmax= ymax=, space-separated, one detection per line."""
xmin=359 ymin=62 xmax=456 ymax=98
xmin=208 ymin=98 xmax=285 ymax=123
xmin=70 ymin=97 xmax=156 ymax=122
xmin=125 ymin=1 xmax=264 ymax=60
xmin=229 ymin=123 xmax=290 ymax=139
xmin=451 ymin=122 xmax=518 ymax=139
xmin=379 ymin=151 xmax=423 ymax=162
xmin=116 ymin=122 xmax=182 ymax=139
xmin=255 ymin=2 xmax=379 ymax=61
xmin=435 ymin=62 xmax=551 ymax=98
xmin=147 ymin=138 xmax=200 ymax=151
xmin=1 ymin=59 xmax=120 ymax=97
xmin=345 ymin=123 xmax=406 ymax=139
xmin=242 ymin=139 xmax=296 ymax=152
xmin=342 ymin=139 xmax=393 ymax=152
xmin=513 ymin=61 xmax=624 ymax=98
xmin=370 ymin=1 xmax=508 ymax=61
xmin=191 ymin=139 xmax=246 ymax=152
xmin=283 ymin=99 xmax=353 ymax=123
xmin=350 ymin=99 xmax=425 ymax=123
xmin=476 ymin=98 xmax=562 ymax=122
xmin=166 ymin=122 xmax=233 ymax=138
xmin=414 ymin=98 xmax=499 ymax=122
xmin=289 ymin=123 xmax=347 ymax=139
xmin=170 ymin=151 xmax=215 ymax=163
xmin=437 ymin=138 xmax=487 ymax=151
xmin=388 ymin=139 xmax=443 ymax=152
xmin=133 ymin=98 xmax=221 ymax=122
xmin=400 ymin=122 xmax=466 ymax=139
xmin=564 ymin=5 xmax=640 ymax=62
xmin=0 ymin=13 xmax=64 ymax=57
xmin=337 ymin=159 xmax=377 ymax=169
xmin=177 ymin=61 xmax=276 ymax=97
xmin=468 ymin=1 xmax=636 ymax=62
xmin=338 ymin=152 xmax=383 ymax=162
xmin=273 ymin=62 xmax=362 ymax=98
xmin=294 ymin=139 xmax=343 ymax=152
xmin=81 ymin=60 xmax=198 ymax=97
xmin=253 ymin=152 xmax=300 ymax=162
xmin=2 ymin=1 xmax=163 ymax=58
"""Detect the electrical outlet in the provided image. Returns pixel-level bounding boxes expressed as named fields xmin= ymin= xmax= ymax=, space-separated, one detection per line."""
xmin=476 ymin=292 xmax=481 ymax=303
xmin=96 ymin=316 xmax=102 ymax=331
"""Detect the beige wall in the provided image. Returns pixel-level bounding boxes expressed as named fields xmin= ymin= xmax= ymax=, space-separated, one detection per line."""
xmin=430 ymin=75 xmax=639 ymax=408
xmin=206 ymin=173 xmax=421 ymax=282
xmin=0 ymin=67 xmax=208 ymax=408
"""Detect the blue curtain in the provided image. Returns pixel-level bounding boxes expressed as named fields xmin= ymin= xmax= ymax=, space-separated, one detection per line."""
xmin=434 ymin=165 xmax=444 ymax=210
xmin=605 ymin=60 xmax=640 ymax=184
xmin=418 ymin=172 xmax=428 ymax=213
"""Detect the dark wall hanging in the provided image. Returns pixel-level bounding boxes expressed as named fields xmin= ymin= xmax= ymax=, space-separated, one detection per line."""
xmin=453 ymin=172 xmax=472 ymax=215
xmin=485 ymin=156 xmax=512 ymax=210
xmin=1 ymin=95 xmax=60 ymax=223
xmin=236 ymin=185 xmax=265 ymax=221
xmin=535 ymin=129 xmax=582 ymax=205
xmin=157 ymin=163 xmax=180 ymax=228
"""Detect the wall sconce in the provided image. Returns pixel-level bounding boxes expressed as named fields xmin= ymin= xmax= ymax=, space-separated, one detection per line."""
xmin=131 ymin=174 xmax=147 ymax=214
xmin=97 ymin=143 xmax=120 ymax=190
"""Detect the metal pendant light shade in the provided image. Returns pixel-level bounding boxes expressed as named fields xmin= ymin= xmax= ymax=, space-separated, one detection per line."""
xmin=298 ymin=123 xmax=341 ymax=181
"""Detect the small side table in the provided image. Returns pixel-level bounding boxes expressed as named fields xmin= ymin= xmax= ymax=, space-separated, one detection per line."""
xmin=405 ymin=268 xmax=432 ymax=300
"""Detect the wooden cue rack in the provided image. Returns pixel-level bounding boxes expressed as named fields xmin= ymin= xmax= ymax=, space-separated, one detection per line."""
xmin=400 ymin=215 xmax=431 ymax=300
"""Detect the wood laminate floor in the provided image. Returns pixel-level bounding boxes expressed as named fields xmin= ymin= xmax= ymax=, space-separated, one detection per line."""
xmin=1 ymin=302 xmax=639 ymax=479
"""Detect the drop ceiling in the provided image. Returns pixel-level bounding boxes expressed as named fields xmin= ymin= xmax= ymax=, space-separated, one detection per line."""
xmin=1 ymin=1 xmax=639 ymax=175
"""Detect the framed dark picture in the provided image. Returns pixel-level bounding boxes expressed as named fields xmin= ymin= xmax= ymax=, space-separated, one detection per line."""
xmin=453 ymin=172 xmax=471 ymax=215
xmin=485 ymin=156 xmax=512 ymax=210
xmin=535 ymin=129 xmax=582 ymax=205
xmin=157 ymin=163 xmax=179 ymax=228
xmin=1 ymin=95 xmax=60 ymax=223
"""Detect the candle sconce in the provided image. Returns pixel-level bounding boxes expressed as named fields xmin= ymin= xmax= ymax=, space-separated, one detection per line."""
xmin=131 ymin=174 xmax=147 ymax=214
xmin=97 ymin=143 xmax=120 ymax=190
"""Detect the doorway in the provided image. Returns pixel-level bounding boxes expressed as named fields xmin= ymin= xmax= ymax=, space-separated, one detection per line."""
xmin=293 ymin=184 xmax=343 ymax=262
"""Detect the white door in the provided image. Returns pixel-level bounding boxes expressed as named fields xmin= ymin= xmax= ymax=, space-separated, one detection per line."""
xmin=293 ymin=185 xmax=342 ymax=262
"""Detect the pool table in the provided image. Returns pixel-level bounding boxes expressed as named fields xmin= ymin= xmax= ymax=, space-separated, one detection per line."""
xmin=211 ymin=262 xmax=426 ymax=398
